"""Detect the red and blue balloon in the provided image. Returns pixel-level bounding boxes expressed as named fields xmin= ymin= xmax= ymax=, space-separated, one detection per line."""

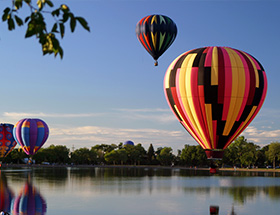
xmin=13 ymin=118 xmax=49 ymax=156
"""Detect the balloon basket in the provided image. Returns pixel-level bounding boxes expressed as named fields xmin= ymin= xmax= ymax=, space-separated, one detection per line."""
xmin=210 ymin=205 xmax=219 ymax=215
xmin=205 ymin=150 xmax=224 ymax=160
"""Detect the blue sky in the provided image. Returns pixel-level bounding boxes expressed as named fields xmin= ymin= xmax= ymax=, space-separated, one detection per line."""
xmin=0 ymin=0 xmax=279 ymax=152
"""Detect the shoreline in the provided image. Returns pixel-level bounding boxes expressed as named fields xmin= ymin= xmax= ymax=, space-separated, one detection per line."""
xmin=2 ymin=163 xmax=280 ymax=173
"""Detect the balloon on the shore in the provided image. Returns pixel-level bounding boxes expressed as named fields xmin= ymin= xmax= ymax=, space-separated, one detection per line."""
xmin=13 ymin=118 xmax=49 ymax=156
xmin=164 ymin=46 xmax=267 ymax=159
xmin=136 ymin=14 xmax=177 ymax=66
xmin=124 ymin=140 xmax=134 ymax=146
xmin=0 ymin=123 xmax=17 ymax=158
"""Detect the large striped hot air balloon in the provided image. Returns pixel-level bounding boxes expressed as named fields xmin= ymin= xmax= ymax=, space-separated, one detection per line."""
xmin=13 ymin=118 xmax=49 ymax=156
xmin=136 ymin=14 xmax=177 ymax=66
xmin=164 ymin=47 xmax=267 ymax=159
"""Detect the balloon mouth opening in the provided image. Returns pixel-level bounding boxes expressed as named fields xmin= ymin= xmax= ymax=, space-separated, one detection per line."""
xmin=205 ymin=150 xmax=224 ymax=160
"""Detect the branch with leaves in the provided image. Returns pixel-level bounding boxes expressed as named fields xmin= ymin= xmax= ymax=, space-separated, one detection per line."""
xmin=2 ymin=0 xmax=90 ymax=58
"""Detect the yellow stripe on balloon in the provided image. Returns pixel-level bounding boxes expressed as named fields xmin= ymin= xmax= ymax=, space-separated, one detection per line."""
xmin=211 ymin=47 xmax=219 ymax=85
xmin=164 ymin=53 xmax=184 ymax=88
xmin=205 ymin=103 xmax=214 ymax=149
xmin=241 ymin=51 xmax=259 ymax=88
xmin=180 ymin=54 xmax=210 ymax=149
xmin=151 ymin=32 xmax=157 ymax=50
xmin=225 ymin=106 xmax=257 ymax=149
xmin=151 ymin=15 xmax=157 ymax=24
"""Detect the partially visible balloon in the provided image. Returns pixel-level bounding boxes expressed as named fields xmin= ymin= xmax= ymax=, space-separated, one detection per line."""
xmin=13 ymin=119 xmax=49 ymax=156
xmin=124 ymin=140 xmax=134 ymax=146
xmin=136 ymin=14 xmax=177 ymax=66
xmin=12 ymin=181 xmax=47 ymax=215
xmin=0 ymin=124 xmax=17 ymax=158
xmin=164 ymin=47 xmax=267 ymax=159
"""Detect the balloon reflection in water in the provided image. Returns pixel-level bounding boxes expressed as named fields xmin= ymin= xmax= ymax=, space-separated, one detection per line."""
xmin=0 ymin=173 xmax=14 ymax=214
xmin=12 ymin=181 xmax=47 ymax=215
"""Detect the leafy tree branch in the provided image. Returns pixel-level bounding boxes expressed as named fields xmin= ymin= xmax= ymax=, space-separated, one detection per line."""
xmin=2 ymin=0 xmax=90 ymax=58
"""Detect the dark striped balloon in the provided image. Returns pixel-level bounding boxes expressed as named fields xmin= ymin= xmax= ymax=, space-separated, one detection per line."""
xmin=0 ymin=123 xmax=17 ymax=158
xmin=13 ymin=118 xmax=49 ymax=156
xmin=136 ymin=14 xmax=177 ymax=66
xmin=164 ymin=47 xmax=268 ymax=159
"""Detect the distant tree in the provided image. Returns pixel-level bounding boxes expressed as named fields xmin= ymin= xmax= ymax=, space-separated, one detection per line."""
xmin=71 ymin=147 xmax=96 ymax=164
xmin=118 ymin=148 xmax=128 ymax=165
xmin=2 ymin=0 xmax=90 ymax=58
xmin=181 ymin=145 xmax=207 ymax=167
xmin=266 ymin=142 xmax=280 ymax=168
xmin=104 ymin=150 xmax=119 ymax=165
xmin=157 ymin=147 xmax=174 ymax=166
xmin=147 ymin=144 xmax=156 ymax=164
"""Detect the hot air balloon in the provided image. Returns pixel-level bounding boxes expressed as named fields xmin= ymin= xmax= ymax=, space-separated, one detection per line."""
xmin=12 ymin=180 xmax=47 ymax=215
xmin=124 ymin=140 xmax=134 ymax=146
xmin=0 ymin=124 xmax=17 ymax=159
xmin=136 ymin=14 xmax=177 ymax=66
xmin=164 ymin=46 xmax=267 ymax=159
xmin=13 ymin=118 xmax=49 ymax=156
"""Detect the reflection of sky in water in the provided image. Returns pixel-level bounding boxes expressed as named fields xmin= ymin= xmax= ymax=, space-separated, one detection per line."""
xmin=1 ymin=168 xmax=280 ymax=215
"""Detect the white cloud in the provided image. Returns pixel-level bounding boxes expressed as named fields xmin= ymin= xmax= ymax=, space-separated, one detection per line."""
xmin=3 ymin=112 xmax=105 ymax=119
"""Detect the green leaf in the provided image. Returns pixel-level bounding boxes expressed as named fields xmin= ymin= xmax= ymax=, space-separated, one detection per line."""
xmin=23 ymin=0 xmax=31 ymax=5
xmin=76 ymin=17 xmax=90 ymax=32
xmin=2 ymin=8 xmax=10 ymax=21
xmin=15 ymin=0 xmax=23 ymax=10
xmin=8 ymin=17 xmax=15 ymax=30
xmin=51 ymin=23 xmax=58 ymax=33
xmin=70 ymin=16 xmax=76 ymax=32
xmin=15 ymin=15 xmax=23 ymax=26
xmin=51 ymin=9 xmax=60 ymax=17
xmin=59 ymin=23 xmax=65 ymax=38
xmin=25 ymin=16 xmax=30 ymax=23
xmin=62 ymin=13 xmax=69 ymax=22
xmin=45 ymin=0 xmax=54 ymax=7
xmin=37 ymin=0 xmax=43 ymax=10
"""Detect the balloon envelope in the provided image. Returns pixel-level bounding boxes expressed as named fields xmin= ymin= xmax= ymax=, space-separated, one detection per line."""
xmin=0 ymin=123 xmax=17 ymax=158
xmin=136 ymin=14 xmax=177 ymax=65
xmin=124 ymin=140 xmax=134 ymax=146
xmin=13 ymin=118 xmax=49 ymax=156
xmin=164 ymin=47 xmax=267 ymax=159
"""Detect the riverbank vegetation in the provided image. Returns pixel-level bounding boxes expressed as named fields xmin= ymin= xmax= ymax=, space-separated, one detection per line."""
xmin=3 ymin=136 xmax=280 ymax=168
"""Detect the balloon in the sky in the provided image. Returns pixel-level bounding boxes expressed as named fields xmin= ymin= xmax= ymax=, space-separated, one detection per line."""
xmin=13 ymin=118 xmax=49 ymax=156
xmin=164 ymin=47 xmax=267 ymax=159
xmin=12 ymin=181 xmax=47 ymax=215
xmin=0 ymin=123 xmax=17 ymax=158
xmin=136 ymin=14 xmax=177 ymax=66
xmin=124 ymin=140 xmax=134 ymax=146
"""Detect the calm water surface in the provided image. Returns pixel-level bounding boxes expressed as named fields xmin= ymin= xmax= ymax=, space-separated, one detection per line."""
xmin=1 ymin=167 xmax=280 ymax=215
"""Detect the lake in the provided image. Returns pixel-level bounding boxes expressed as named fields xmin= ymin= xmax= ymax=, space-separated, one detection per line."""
xmin=1 ymin=166 xmax=280 ymax=215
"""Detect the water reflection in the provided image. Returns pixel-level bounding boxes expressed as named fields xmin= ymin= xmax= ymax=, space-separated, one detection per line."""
xmin=12 ymin=176 xmax=47 ymax=215
xmin=1 ymin=167 xmax=280 ymax=214
xmin=0 ymin=172 xmax=14 ymax=214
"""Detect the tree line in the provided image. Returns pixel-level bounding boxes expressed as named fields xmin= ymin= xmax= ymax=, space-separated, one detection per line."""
xmin=3 ymin=136 xmax=280 ymax=168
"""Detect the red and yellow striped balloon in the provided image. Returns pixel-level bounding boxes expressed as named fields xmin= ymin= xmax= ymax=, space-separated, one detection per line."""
xmin=164 ymin=47 xmax=268 ymax=159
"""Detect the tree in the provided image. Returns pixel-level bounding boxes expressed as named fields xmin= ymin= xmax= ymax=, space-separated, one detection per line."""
xmin=147 ymin=144 xmax=156 ymax=164
xmin=266 ymin=142 xmax=280 ymax=168
xmin=156 ymin=147 xmax=174 ymax=166
xmin=180 ymin=145 xmax=207 ymax=167
xmin=2 ymin=0 xmax=90 ymax=58
xmin=118 ymin=148 xmax=128 ymax=165
xmin=71 ymin=147 xmax=97 ymax=164
xmin=104 ymin=150 xmax=119 ymax=165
